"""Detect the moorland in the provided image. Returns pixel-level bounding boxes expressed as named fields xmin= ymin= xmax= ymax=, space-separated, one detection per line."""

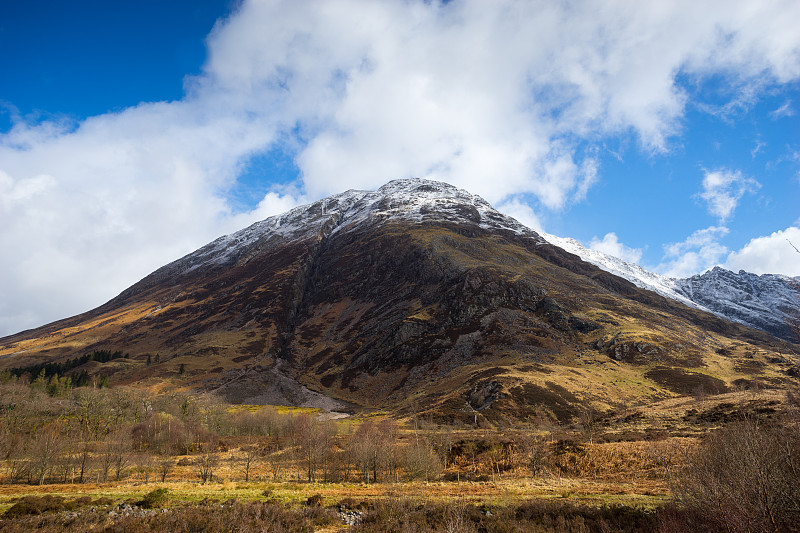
xmin=1 ymin=372 xmax=798 ymax=533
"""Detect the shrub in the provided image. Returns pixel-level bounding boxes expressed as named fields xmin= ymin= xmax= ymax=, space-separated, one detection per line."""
xmin=138 ymin=488 xmax=169 ymax=509
xmin=305 ymin=494 xmax=324 ymax=507
xmin=352 ymin=499 xmax=656 ymax=533
xmin=4 ymin=495 xmax=75 ymax=518
xmin=668 ymin=417 xmax=800 ymax=533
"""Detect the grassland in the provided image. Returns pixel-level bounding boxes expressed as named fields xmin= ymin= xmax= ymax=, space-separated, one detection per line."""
xmin=2 ymin=371 xmax=798 ymax=532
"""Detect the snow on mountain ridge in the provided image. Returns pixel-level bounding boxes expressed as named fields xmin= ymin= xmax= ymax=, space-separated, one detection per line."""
xmin=330 ymin=179 xmax=537 ymax=236
xmin=173 ymin=179 xmax=539 ymax=275
xmin=674 ymin=266 xmax=800 ymax=342
xmin=540 ymin=234 xmax=800 ymax=342
xmin=539 ymin=233 xmax=705 ymax=310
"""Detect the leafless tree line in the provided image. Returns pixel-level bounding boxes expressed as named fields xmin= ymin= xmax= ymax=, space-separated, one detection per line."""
xmin=0 ymin=378 xmax=452 ymax=485
xmin=0 ymin=374 xmax=679 ymax=487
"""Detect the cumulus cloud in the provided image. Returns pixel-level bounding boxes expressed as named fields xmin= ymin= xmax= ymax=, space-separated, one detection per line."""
xmin=696 ymin=168 xmax=760 ymax=221
xmin=657 ymin=226 xmax=730 ymax=277
xmin=2 ymin=0 xmax=800 ymax=335
xmin=495 ymin=198 xmax=544 ymax=233
xmin=197 ymin=0 xmax=800 ymax=203
xmin=589 ymin=233 xmax=644 ymax=264
xmin=726 ymin=226 xmax=800 ymax=276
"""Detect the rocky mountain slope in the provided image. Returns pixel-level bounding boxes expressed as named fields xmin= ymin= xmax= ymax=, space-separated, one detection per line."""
xmin=1 ymin=179 xmax=797 ymax=422
xmin=542 ymin=235 xmax=800 ymax=343
xmin=674 ymin=267 xmax=799 ymax=343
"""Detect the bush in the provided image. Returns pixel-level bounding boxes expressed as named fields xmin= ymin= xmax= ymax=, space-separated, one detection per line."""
xmin=4 ymin=495 xmax=76 ymax=518
xmin=138 ymin=488 xmax=169 ymax=509
xmin=668 ymin=417 xmax=800 ymax=533
xmin=352 ymin=499 xmax=656 ymax=533
xmin=305 ymin=494 xmax=324 ymax=507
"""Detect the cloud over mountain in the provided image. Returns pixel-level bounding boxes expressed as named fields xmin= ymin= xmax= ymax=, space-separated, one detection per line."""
xmin=1 ymin=0 xmax=799 ymax=336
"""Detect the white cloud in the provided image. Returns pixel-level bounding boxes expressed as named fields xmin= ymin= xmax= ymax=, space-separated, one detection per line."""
xmin=199 ymin=0 xmax=800 ymax=204
xmin=657 ymin=226 xmax=730 ymax=277
xmin=696 ymin=168 xmax=760 ymax=221
xmin=2 ymin=0 xmax=800 ymax=335
xmin=589 ymin=233 xmax=644 ymax=264
xmin=770 ymin=100 xmax=794 ymax=119
xmin=495 ymin=198 xmax=544 ymax=233
xmin=751 ymin=139 xmax=766 ymax=158
xmin=228 ymin=190 xmax=306 ymax=231
xmin=726 ymin=226 xmax=800 ymax=276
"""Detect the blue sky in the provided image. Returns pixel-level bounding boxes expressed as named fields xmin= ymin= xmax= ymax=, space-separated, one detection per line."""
xmin=0 ymin=0 xmax=229 ymax=128
xmin=1 ymin=0 xmax=799 ymax=336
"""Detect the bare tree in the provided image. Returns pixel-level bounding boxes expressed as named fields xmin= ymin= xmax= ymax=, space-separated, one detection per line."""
xmin=31 ymin=422 xmax=64 ymax=485
xmin=4 ymin=433 xmax=30 ymax=484
xmin=73 ymin=387 xmax=111 ymax=440
xmin=431 ymin=426 xmax=456 ymax=471
xmin=674 ymin=416 xmax=800 ymax=533
xmin=244 ymin=444 xmax=261 ymax=482
xmin=197 ymin=442 xmax=219 ymax=484
xmin=348 ymin=419 xmax=379 ymax=483
xmin=57 ymin=439 xmax=80 ymax=484
xmin=486 ymin=441 xmax=510 ymax=482
xmin=254 ymin=406 xmax=284 ymax=437
xmin=401 ymin=439 xmax=442 ymax=482
xmin=317 ymin=421 xmax=339 ymax=483
xmin=110 ymin=427 xmax=134 ymax=481
xmin=293 ymin=414 xmax=317 ymax=482
xmin=523 ymin=434 xmax=552 ymax=478
xmin=110 ymin=388 xmax=136 ymax=426
xmin=158 ymin=457 xmax=174 ymax=482
xmin=264 ymin=436 xmax=284 ymax=481
xmin=134 ymin=453 xmax=155 ymax=483
xmin=74 ymin=426 xmax=95 ymax=484
xmin=289 ymin=414 xmax=338 ymax=482
xmin=577 ymin=406 xmax=599 ymax=444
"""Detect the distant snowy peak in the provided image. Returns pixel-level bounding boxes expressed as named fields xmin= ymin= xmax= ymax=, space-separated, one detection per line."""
xmin=540 ymin=233 xmax=703 ymax=310
xmin=674 ymin=267 xmax=800 ymax=342
xmin=541 ymin=233 xmax=800 ymax=343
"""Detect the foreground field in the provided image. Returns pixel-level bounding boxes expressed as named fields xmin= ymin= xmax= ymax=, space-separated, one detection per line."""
xmin=0 ymin=475 xmax=672 ymax=533
xmin=1 ymin=374 xmax=798 ymax=532
xmin=0 ymin=494 xmax=667 ymax=533
xmin=0 ymin=476 xmax=669 ymax=514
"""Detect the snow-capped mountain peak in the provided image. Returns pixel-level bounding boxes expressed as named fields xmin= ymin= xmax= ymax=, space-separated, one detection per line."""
xmin=329 ymin=178 xmax=537 ymax=236
xmin=673 ymin=266 xmax=799 ymax=342
xmin=136 ymin=178 xmax=798 ymax=343
xmin=147 ymin=179 xmax=540 ymax=281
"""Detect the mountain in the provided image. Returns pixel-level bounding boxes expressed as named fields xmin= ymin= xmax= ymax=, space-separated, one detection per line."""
xmin=1 ymin=179 xmax=797 ymax=423
xmin=674 ymin=267 xmax=800 ymax=343
xmin=541 ymin=235 xmax=800 ymax=344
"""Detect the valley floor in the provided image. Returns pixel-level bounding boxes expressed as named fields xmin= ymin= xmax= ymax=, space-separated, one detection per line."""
xmin=0 ymin=477 xmax=670 ymax=533
xmin=1 ymin=375 xmax=798 ymax=532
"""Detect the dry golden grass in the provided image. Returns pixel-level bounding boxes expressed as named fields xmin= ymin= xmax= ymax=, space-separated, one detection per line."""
xmin=0 ymin=474 xmax=670 ymax=516
xmin=0 ymin=423 xmax=692 ymax=516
